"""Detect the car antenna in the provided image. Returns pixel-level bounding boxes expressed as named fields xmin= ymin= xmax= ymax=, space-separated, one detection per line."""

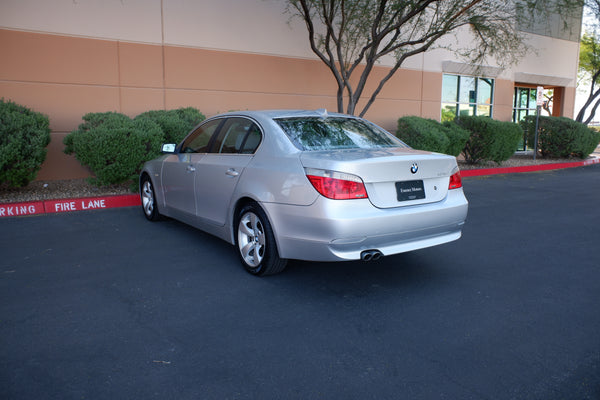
xmin=316 ymin=108 xmax=328 ymax=118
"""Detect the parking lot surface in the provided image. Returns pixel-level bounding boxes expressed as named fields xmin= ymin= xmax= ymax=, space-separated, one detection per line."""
xmin=1 ymin=165 xmax=599 ymax=399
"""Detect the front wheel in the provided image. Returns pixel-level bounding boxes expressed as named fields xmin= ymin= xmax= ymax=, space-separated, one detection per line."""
xmin=140 ymin=175 xmax=160 ymax=221
xmin=235 ymin=203 xmax=287 ymax=276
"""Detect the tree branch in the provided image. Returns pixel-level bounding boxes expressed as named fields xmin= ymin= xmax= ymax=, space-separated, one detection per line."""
xmin=285 ymin=0 xmax=533 ymax=116
xmin=584 ymin=94 xmax=600 ymax=124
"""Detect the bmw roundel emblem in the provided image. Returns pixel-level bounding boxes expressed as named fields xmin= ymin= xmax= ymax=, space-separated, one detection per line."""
xmin=410 ymin=163 xmax=418 ymax=174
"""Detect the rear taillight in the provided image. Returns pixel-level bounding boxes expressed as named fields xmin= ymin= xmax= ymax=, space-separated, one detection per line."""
xmin=305 ymin=168 xmax=368 ymax=200
xmin=448 ymin=171 xmax=462 ymax=190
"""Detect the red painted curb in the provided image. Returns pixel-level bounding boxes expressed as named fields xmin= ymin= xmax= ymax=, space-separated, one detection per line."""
xmin=1 ymin=158 xmax=598 ymax=217
xmin=0 ymin=200 xmax=45 ymax=217
xmin=45 ymin=194 xmax=141 ymax=214
xmin=460 ymin=157 xmax=600 ymax=178
xmin=0 ymin=194 xmax=141 ymax=218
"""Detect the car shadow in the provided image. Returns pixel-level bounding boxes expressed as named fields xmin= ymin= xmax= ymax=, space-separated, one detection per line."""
xmin=269 ymin=250 xmax=453 ymax=300
xmin=149 ymin=215 xmax=453 ymax=298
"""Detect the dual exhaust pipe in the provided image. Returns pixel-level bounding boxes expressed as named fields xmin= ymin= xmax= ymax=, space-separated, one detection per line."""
xmin=360 ymin=249 xmax=383 ymax=262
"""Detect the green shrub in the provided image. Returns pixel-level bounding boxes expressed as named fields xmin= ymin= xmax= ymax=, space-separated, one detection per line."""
xmin=396 ymin=117 xmax=449 ymax=153
xmin=455 ymin=116 xmax=522 ymax=164
xmin=173 ymin=107 xmax=206 ymax=132
xmin=63 ymin=112 xmax=130 ymax=154
xmin=395 ymin=116 xmax=469 ymax=156
xmin=0 ymin=99 xmax=51 ymax=187
xmin=521 ymin=115 xmax=600 ymax=158
xmin=64 ymin=112 xmax=164 ymax=187
xmin=443 ymin=121 xmax=471 ymax=157
xmin=64 ymin=107 xmax=205 ymax=188
xmin=135 ymin=107 xmax=205 ymax=144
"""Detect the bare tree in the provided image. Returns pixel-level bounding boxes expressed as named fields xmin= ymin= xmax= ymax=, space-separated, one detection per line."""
xmin=284 ymin=0 xmax=575 ymax=117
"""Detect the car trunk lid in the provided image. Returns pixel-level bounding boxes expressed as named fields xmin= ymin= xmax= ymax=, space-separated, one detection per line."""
xmin=300 ymin=148 xmax=458 ymax=208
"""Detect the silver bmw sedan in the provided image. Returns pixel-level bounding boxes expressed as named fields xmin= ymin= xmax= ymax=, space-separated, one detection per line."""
xmin=140 ymin=110 xmax=468 ymax=276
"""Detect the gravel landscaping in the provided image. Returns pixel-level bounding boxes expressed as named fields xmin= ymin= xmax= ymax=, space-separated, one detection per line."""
xmin=0 ymin=179 xmax=131 ymax=203
xmin=457 ymin=153 xmax=582 ymax=169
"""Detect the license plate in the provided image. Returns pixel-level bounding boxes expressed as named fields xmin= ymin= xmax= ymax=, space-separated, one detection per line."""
xmin=395 ymin=180 xmax=425 ymax=201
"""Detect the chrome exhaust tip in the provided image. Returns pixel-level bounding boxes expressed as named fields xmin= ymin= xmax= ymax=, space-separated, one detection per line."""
xmin=360 ymin=250 xmax=383 ymax=262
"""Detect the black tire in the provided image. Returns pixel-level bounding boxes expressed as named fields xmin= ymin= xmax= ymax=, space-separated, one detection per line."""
xmin=235 ymin=203 xmax=287 ymax=276
xmin=140 ymin=175 xmax=161 ymax=221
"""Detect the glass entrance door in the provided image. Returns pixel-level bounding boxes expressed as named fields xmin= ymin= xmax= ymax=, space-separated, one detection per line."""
xmin=512 ymin=87 xmax=539 ymax=151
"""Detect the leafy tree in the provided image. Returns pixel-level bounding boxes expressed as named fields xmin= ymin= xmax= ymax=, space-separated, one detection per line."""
xmin=284 ymin=0 xmax=563 ymax=117
xmin=287 ymin=0 xmax=510 ymax=116
xmin=577 ymin=30 xmax=600 ymax=123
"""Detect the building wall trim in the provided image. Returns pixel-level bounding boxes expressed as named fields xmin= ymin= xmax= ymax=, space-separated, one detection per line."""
xmin=514 ymin=72 xmax=572 ymax=87
xmin=442 ymin=61 xmax=503 ymax=78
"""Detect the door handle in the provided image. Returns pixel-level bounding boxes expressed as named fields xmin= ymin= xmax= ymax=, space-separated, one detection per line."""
xmin=186 ymin=165 xmax=196 ymax=173
xmin=226 ymin=169 xmax=239 ymax=177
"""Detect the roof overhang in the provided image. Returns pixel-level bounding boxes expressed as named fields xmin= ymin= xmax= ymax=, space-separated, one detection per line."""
xmin=513 ymin=72 xmax=573 ymax=87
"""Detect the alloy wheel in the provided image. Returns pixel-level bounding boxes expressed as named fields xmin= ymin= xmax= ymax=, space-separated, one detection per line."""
xmin=237 ymin=211 xmax=266 ymax=267
xmin=141 ymin=179 xmax=155 ymax=217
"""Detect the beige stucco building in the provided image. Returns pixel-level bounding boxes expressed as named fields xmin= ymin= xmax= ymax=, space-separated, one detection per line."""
xmin=0 ymin=0 xmax=582 ymax=180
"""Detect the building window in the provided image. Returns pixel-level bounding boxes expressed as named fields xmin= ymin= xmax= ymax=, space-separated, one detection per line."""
xmin=512 ymin=87 xmax=539 ymax=150
xmin=441 ymin=74 xmax=494 ymax=122
xmin=515 ymin=0 xmax=582 ymax=42
xmin=513 ymin=87 xmax=538 ymax=122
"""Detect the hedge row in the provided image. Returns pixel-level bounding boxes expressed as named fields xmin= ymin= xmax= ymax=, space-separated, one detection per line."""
xmin=64 ymin=108 xmax=205 ymax=188
xmin=0 ymin=99 xmax=51 ymax=187
xmin=520 ymin=115 xmax=600 ymax=158
xmin=395 ymin=116 xmax=469 ymax=157
xmin=4 ymin=100 xmax=598 ymax=190
xmin=397 ymin=115 xmax=598 ymax=164
xmin=396 ymin=115 xmax=522 ymax=164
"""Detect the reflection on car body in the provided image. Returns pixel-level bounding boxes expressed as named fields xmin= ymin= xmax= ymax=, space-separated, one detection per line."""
xmin=140 ymin=109 xmax=468 ymax=276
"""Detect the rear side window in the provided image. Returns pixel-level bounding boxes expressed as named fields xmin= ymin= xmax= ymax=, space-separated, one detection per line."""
xmin=276 ymin=117 xmax=406 ymax=151
xmin=212 ymin=118 xmax=262 ymax=154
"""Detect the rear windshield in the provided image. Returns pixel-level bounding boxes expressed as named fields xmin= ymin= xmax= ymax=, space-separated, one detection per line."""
xmin=275 ymin=117 xmax=407 ymax=151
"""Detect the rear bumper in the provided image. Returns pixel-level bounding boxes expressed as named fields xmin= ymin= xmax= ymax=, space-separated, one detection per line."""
xmin=262 ymin=188 xmax=468 ymax=262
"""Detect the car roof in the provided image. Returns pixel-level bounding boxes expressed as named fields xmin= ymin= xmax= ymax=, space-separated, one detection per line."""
xmin=215 ymin=109 xmax=357 ymax=120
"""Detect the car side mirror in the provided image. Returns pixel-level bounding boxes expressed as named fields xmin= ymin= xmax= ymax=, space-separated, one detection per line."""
xmin=161 ymin=143 xmax=176 ymax=153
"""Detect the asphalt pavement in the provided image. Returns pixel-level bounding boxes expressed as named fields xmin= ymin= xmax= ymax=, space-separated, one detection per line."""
xmin=1 ymin=165 xmax=599 ymax=400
